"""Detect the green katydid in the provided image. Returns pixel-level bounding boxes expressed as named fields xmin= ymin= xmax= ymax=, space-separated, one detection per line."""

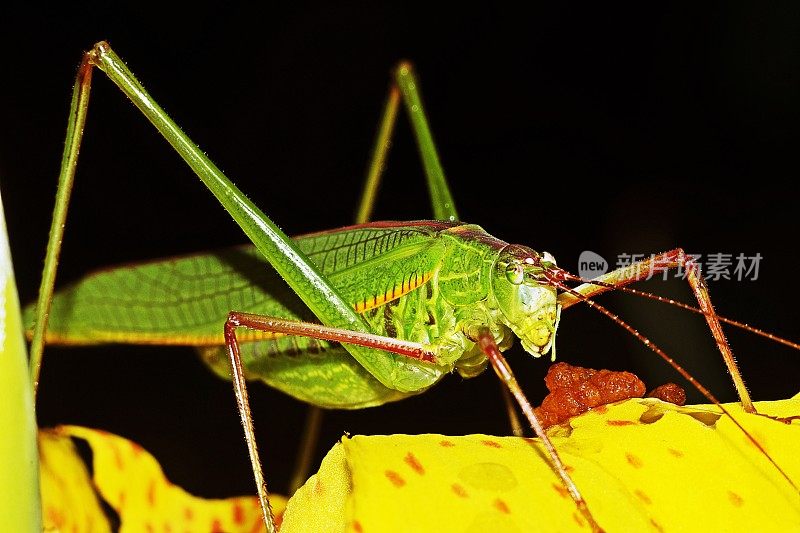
xmin=25 ymin=41 xmax=800 ymax=531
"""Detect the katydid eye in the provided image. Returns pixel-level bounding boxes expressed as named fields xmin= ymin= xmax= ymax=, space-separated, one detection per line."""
xmin=505 ymin=263 xmax=524 ymax=285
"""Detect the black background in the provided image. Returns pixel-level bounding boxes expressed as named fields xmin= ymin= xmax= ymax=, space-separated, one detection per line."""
xmin=2 ymin=4 xmax=799 ymax=499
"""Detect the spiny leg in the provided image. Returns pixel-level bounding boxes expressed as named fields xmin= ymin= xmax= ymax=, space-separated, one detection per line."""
xmin=225 ymin=320 xmax=276 ymax=532
xmin=476 ymin=328 xmax=602 ymax=532
xmin=555 ymin=248 xmax=754 ymax=412
xmin=29 ymin=54 xmax=93 ymax=398
xmin=226 ymin=314 xmax=435 ymax=530
xmin=224 ymin=312 xmax=436 ymax=528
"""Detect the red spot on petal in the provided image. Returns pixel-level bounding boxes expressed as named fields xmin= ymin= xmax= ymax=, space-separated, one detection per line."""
xmin=118 ymin=491 xmax=126 ymax=508
xmin=481 ymin=440 xmax=502 ymax=448
xmin=184 ymin=507 xmax=193 ymax=520
xmin=250 ymin=515 xmax=267 ymax=533
xmin=44 ymin=505 xmax=62 ymax=526
xmin=451 ymin=483 xmax=468 ymax=498
xmin=728 ymin=491 xmax=744 ymax=507
xmin=650 ymin=518 xmax=664 ymax=532
xmin=667 ymin=448 xmax=684 ymax=458
xmin=634 ymin=489 xmax=652 ymax=505
xmin=314 ymin=478 xmax=325 ymax=495
xmin=353 ymin=520 xmax=364 ymax=533
xmin=145 ymin=523 xmax=154 ymax=533
xmin=607 ymin=419 xmax=636 ymax=426
xmin=211 ymin=519 xmax=224 ymax=533
xmin=233 ymin=502 xmax=245 ymax=525
xmin=112 ymin=443 xmax=124 ymax=470
xmin=385 ymin=470 xmax=406 ymax=487
xmin=439 ymin=440 xmax=455 ymax=447
xmin=573 ymin=511 xmax=584 ymax=527
xmin=493 ymin=498 xmax=510 ymax=514
xmin=147 ymin=479 xmax=156 ymax=506
xmin=131 ymin=442 xmax=143 ymax=456
xmin=404 ymin=452 xmax=425 ymax=475
xmin=626 ymin=452 xmax=643 ymax=468
xmin=552 ymin=483 xmax=569 ymax=499
xmin=593 ymin=405 xmax=609 ymax=414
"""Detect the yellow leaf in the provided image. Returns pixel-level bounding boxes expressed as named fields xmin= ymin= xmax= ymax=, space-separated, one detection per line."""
xmin=282 ymin=396 xmax=800 ymax=532
xmin=42 ymin=426 xmax=286 ymax=532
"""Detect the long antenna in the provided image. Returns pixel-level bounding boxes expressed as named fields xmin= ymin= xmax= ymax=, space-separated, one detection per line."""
xmin=563 ymin=272 xmax=800 ymax=351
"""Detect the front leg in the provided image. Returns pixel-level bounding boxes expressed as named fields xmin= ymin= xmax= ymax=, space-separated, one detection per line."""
xmin=224 ymin=313 xmax=603 ymax=532
xmin=223 ymin=312 xmax=440 ymax=531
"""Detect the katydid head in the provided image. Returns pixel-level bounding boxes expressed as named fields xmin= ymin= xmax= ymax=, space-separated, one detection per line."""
xmin=490 ymin=245 xmax=560 ymax=358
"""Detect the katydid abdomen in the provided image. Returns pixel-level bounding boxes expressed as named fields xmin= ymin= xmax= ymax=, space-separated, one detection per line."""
xmin=25 ymin=220 xmax=560 ymax=408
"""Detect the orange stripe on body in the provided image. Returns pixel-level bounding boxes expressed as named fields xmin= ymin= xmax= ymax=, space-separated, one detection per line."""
xmin=354 ymin=271 xmax=432 ymax=314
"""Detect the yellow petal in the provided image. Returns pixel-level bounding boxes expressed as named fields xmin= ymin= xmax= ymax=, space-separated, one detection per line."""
xmin=39 ymin=429 xmax=111 ymax=532
xmin=50 ymin=425 xmax=286 ymax=532
xmin=282 ymin=395 xmax=800 ymax=532
xmin=281 ymin=439 xmax=350 ymax=531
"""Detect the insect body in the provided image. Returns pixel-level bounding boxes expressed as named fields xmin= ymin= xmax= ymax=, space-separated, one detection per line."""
xmin=33 ymin=221 xmax=559 ymax=409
